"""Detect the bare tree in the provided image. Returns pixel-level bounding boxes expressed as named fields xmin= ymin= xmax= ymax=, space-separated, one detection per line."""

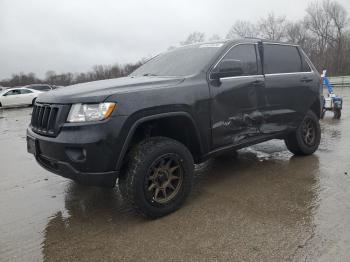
xmin=180 ymin=32 xmax=205 ymax=45
xmin=45 ymin=70 xmax=56 ymax=84
xmin=0 ymin=61 xmax=144 ymax=87
xmin=327 ymin=1 xmax=349 ymax=73
xmin=258 ymin=13 xmax=287 ymax=41
xmin=226 ymin=20 xmax=258 ymax=39
xmin=208 ymin=34 xmax=222 ymax=41
xmin=305 ymin=0 xmax=334 ymax=69
xmin=286 ymin=21 xmax=307 ymax=44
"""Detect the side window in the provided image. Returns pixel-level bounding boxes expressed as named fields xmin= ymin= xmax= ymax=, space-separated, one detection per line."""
xmin=263 ymin=44 xmax=302 ymax=74
xmin=222 ymin=44 xmax=258 ymax=76
xmin=4 ymin=90 xmax=20 ymax=96
xmin=20 ymin=89 xmax=33 ymax=94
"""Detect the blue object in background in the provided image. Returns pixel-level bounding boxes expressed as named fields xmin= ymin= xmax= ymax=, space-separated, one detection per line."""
xmin=323 ymin=76 xmax=334 ymax=94
xmin=333 ymin=96 xmax=343 ymax=109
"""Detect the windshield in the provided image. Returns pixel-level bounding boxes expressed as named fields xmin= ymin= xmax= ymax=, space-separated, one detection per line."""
xmin=130 ymin=43 xmax=225 ymax=77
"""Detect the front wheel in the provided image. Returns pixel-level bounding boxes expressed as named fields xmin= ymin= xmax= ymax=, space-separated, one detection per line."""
xmin=119 ymin=137 xmax=194 ymax=218
xmin=284 ymin=110 xmax=321 ymax=155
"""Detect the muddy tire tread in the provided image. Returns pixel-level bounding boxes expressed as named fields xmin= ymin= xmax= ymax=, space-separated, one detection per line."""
xmin=285 ymin=110 xmax=321 ymax=156
xmin=119 ymin=136 xmax=194 ymax=218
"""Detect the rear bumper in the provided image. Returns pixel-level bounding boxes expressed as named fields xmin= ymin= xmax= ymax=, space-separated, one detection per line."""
xmin=27 ymin=115 xmax=128 ymax=187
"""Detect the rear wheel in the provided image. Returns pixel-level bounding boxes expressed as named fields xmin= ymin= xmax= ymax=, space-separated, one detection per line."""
xmin=284 ymin=110 xmax=321 ymax=155
xmin=119 ymin=137 xmax=194 ymax=218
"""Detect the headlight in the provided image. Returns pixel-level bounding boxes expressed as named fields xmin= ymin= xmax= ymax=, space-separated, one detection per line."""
xmin=67 ymin=102 xmax=116 ymax=123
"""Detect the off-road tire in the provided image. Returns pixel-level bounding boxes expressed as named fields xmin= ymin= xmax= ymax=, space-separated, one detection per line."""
xmin=284 ymin=110 xmax=321 ymax=156
xmin=119 ymin=137 xmax=194 ymax=218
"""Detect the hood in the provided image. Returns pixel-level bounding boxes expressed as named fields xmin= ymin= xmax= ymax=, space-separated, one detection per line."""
xmin=36 ymin=76 xmax=185 ymax=104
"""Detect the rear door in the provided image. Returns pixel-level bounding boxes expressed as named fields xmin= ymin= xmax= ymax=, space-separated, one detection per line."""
xmin=19 ymin=89 xmax=36 ymax=105
xmin=209 ymin=43 xmax=265 ymax=148
xmin=261 ymin=43 xmax=307 ymax=133
xmin=298 ymin=49 xmax=320 ymax=115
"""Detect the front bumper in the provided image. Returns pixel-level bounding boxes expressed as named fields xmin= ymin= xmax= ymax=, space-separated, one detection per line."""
xmin=35 ymin=152 xmax=118 ymax=187
xmin=27 ymin=116 xmax=127 ymax=187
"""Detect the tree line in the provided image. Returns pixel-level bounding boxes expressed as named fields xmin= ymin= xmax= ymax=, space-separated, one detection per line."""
xmin=1 ymin=0 xmax=349 ymax=88
xmin=0 ymin=62 xmax=143 ymax=88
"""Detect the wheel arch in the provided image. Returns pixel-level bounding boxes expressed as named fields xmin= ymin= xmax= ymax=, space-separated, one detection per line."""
xmin=310 ymin=97 xmax=322 ymax=119
xmin=115 ymin=112 xmax=203 ymax=171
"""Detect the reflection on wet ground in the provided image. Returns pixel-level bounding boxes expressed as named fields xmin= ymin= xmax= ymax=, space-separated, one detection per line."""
xmin=1 ymin=88 xmax=350 ymax=261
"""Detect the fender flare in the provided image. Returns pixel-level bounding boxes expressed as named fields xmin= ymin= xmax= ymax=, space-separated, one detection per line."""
xmin=115 ymin=111 xmax=203 ymax=171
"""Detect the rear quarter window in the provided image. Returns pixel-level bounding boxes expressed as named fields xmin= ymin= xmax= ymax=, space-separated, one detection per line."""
xmin=263 ymin=44 xmax=302 ymax=74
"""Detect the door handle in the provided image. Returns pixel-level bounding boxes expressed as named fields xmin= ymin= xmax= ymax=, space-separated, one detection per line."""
xmin=301 ymin=77 xmax=313 ymax=83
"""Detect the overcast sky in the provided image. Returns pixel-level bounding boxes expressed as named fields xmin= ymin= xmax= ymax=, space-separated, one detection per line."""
xmin=1 ymin=0 xmax=349 ymax=79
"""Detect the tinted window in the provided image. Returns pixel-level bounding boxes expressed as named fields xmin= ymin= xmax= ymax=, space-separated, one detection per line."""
xmin=221 ymin=44 xmax=258 ymax=76
xmin=264 ymin=44 xmax=302 ymax=74
xmin=130 ymin=43 xmax=225 ymax=77
xmin=20 ymin=89 xmax=33 ymax=94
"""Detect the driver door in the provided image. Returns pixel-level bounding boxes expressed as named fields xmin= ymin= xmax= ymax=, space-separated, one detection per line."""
xmin=209 ymin=43 xmax=265 ymax=149
xmin=2 ymin=89 xmax=21 ymax=106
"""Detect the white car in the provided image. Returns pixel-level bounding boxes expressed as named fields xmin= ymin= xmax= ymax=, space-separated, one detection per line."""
xmin=0 ymin=87 xmax=43 ymax=108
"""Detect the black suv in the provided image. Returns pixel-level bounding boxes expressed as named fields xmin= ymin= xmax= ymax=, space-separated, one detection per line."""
xmin=27 ymin=39 xmax=322 ymax=217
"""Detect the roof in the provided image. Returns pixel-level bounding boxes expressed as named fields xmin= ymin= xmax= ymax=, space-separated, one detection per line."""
xmin=180 ymin=38 xmax=298 ymax=49
xmin=0 ymin=86 xmax=37 ymax=92
xmin=228 ymin=38 xmax=297 ymax=46
xmin=24 ymin=84 xmax=51 ymax=87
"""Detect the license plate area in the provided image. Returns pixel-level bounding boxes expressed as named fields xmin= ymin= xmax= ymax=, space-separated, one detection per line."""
xmin=27 ymin=136 xmax=38 ymax=155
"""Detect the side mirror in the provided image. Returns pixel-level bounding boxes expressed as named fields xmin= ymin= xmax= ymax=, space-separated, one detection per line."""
xmin=211 ymin=59 xmax=243 ymax=79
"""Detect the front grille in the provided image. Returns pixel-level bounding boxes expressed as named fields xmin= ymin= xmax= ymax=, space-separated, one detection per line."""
xmin=31 ymin=103 xmax=69 ymax=137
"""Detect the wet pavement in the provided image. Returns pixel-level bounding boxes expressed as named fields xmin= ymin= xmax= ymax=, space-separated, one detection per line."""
xmin=1 ymin=88 xmax=350 ymax=262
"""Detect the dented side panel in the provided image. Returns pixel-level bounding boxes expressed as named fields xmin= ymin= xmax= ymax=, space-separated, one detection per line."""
xmin=210 ymin=75 xmax=265 ymax=148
